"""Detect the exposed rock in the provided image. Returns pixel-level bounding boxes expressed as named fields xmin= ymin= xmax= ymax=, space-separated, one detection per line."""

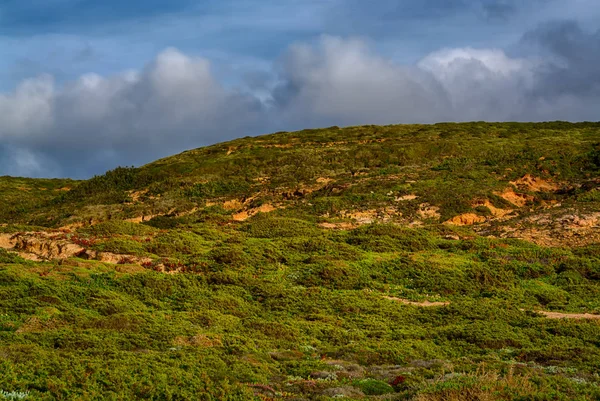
xmin=12 ymin=233 xmax=86 ymax=260
xmin=417 ymin=203 xmax=440 ymax=220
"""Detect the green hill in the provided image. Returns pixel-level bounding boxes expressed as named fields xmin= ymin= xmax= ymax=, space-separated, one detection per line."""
xmin=1 ymin=122 xmax=600 ymax=400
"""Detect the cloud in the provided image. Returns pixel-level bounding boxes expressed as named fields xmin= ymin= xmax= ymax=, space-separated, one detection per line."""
xmin=270 ymin=37 xmax=452 ymax=128
xmin=417 ymin=48 xmax=536 ymax=121
xmin=523 ymin=21 xmax=600 ymax=96
xmin=0 ymin=48 xmax=264 ymax=178
xmin=1 ymin=23 xmax=600 ymax=178
xmin=271 ymin=38 xmax=538 ymax=126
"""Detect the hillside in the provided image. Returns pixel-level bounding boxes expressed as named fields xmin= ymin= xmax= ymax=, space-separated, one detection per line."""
xmin=1 ymin=122 xmax=600 ymax=400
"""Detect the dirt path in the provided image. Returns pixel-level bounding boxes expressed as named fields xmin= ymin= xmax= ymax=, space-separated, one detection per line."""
xmin=384 ymin=297 xmax=600 ymax=319
xmin=383 ymin=296 xmax=450 ymax=307
xmin=531 ymin=310 xmax=600 ymax=320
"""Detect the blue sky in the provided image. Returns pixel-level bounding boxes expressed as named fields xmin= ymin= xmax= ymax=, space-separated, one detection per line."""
xmin=0 ymin=0 xmax=599 ymax=177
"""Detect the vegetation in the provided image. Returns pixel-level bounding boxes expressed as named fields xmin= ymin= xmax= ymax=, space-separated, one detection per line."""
xmin=0 ymin=122 xmax=600 ymax=399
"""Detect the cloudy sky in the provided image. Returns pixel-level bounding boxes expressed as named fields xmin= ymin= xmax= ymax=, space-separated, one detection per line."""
xmin=1 ymin=0 xmax=599 ymax=178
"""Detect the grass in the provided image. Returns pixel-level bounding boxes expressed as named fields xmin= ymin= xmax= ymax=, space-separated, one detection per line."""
xmin=0 ymin=122 xmax=600 ymax=399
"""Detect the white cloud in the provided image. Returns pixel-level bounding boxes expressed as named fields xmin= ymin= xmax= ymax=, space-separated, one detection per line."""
xmin=417 ymin=47 xmax=536 ymax=121
xmin=271 ymin=36 xmax=452 ymax=127
xmin=0 ymin=48 xmax=264 ymax=177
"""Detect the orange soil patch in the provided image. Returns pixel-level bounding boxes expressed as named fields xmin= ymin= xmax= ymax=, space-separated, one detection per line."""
xmin=0 ymin=234 xmax=42 ymax=261
xmin=17 ymin=186 xmax=31 ymax=191
xmin=510 ymin=174 xmax=559 ymax=192
xmin=446 ymin=213 xmax=486 ymax=226
xmin=232 ymin=203 xmax=278 ymax=221
xmin=384 ymin=296 xmax=449 ymax=307
xmin=0 ymin=233 xmax=16 ymax=249
xmin=495 ymin=188 xmax=533 ymax=207
xmin=55 ymin=187 xmax=72 ymax=192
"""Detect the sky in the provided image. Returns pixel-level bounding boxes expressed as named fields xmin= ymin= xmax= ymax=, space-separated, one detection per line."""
xmin=1 ymin=0 xmax=599 ymax=178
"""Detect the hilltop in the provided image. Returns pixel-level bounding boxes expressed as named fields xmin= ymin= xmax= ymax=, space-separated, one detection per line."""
xmin=1 ymin=122 xmax=600 ymax=400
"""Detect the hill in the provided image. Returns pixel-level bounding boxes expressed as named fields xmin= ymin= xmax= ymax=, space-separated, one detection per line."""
xmin=1 ymin=122 xmax=600 ymax=400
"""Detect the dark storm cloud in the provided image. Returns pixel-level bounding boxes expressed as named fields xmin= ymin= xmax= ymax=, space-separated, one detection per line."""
xmin=523 ymin=21 xmax=600 ymax=96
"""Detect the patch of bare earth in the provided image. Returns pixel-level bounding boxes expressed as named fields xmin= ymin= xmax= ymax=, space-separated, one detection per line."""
xmin=0 ymin=233 xmax=42 ymax=261
xmin=445 ymin=213 xmax=486 ymax=226
xmin=510 ymin=174 xmax=560 ymax=192
xmin=318 ymin=222 xmax=357 ymax=230
xmin=497 ymin=211 xmax=600 ymax=247
xmin=533 ymin=311 xmax=600 ymax=320
xmin=495 ymin=187 xmax=533 ymax=207
xmin=396 ymin=194 xmax=418 ymax=201
xmin=417 ymin=203 xmax=440 ymax=220
xmin=1 ymin=232 xmax=153 ymax=265
xmin=125 ymin=215 xmax=157 ymax=223
xmin=127 ymin=189 xmax=148 ymax=202
xmin=342 ymin=207 xmax=399 ymax=225
xmin=223 ymin=200 xmax=243 ymax=210
xmin=384 ymin=296 xmax=449 ymax=307
xmin=0 ymin=233 xmax=15 ymax=249
xmin=232 ymin=203 xmax=279 ymax=222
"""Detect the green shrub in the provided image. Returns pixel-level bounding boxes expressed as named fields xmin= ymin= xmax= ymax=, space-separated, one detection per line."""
xmin=0 ymin=249 xmax=25 ymax=264
xmin=145 ymin=231 xmax=207 ymax=257
xmin=92 ymin=238 xmax=147 ymax=255
xmin=82 ymin=221 xmax=158 ymax=237
xmin=185 ymin=179 xmax=251 ymax=199
xmin=242 ymin=215 xmax=318 ymax=238
xmin=143 ymin=215 xmax=181 ymax=229
xmin=346 ymin=224 xmax=435 ymax=252
xmin=354 ymin=379 xmax=394 ymax=395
